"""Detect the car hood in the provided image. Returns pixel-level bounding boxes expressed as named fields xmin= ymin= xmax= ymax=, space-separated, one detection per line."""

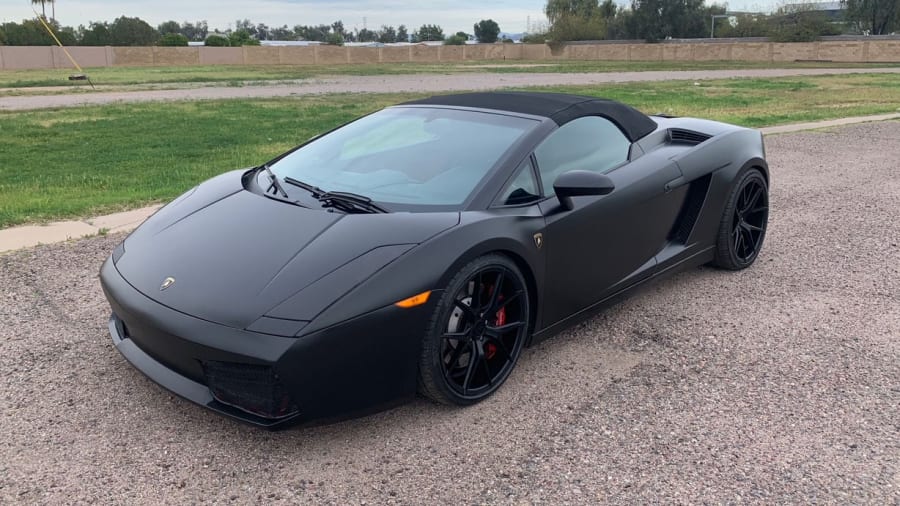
xmin=116 ymin=173 xmax=459 ymax=329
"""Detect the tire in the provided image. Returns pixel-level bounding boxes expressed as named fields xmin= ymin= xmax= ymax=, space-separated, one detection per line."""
xmin=417 ymin=254 xmax=530 ymax=405
xmin=712 ymin=168 xmax=769 ymax=270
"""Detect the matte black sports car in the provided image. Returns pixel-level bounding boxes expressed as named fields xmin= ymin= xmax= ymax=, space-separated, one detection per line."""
xmin=100 ymin=92 xmax=769 ymax=428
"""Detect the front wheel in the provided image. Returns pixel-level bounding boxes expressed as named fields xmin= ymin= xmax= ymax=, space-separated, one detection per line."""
xmin=417 ymin=254 xmax=530 ymax=405
xmin=713 ymin=168 xmax=769 ymax=270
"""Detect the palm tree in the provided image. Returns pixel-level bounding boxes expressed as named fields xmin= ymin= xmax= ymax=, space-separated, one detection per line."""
xmin=31 ymin=0 xmax=55 ymax=20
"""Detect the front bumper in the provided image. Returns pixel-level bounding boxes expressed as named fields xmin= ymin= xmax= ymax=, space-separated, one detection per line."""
xmin=100 ymin=256 xmax=438 ymax=429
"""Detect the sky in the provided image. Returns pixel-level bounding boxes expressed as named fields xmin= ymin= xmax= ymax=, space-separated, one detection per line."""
xmin=1 ymin=0 xmax=781 ymax=35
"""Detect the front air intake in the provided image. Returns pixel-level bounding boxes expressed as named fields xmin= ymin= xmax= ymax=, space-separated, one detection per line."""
xmin=669 ymin=129 xmax=712 ymax=145
xmin=203 ymin=361 xmax=298 ymax=419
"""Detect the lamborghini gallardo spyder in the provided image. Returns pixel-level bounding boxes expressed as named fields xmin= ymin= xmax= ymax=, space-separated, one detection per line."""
xmin=100 ymin=92 xmax=770 ymax=428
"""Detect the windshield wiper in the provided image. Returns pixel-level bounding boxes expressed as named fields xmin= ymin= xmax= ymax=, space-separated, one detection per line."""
xmin=261 ymin=164 xmax=288 ymax=198
xmin=284 ymin=176 xmax=325 ymax=198
xmin=283 ymin=175 xmax=386 ymax=214
xmin=318 ymin=191 xmax=388 ymax=214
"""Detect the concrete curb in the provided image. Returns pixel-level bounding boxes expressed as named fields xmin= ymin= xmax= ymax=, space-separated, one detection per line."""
xmin=1 ymin=113 xmax=898 ymax=255
xmin=0 ymin=205 xmax=162 ymax=255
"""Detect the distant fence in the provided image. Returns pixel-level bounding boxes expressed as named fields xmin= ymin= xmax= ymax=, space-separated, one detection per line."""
xmin=2 ymin=40 xmax=900 ymax=70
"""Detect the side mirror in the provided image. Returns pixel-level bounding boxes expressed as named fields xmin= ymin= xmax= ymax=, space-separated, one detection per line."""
xmin=553 ymin=170 xmax=615 ymax=210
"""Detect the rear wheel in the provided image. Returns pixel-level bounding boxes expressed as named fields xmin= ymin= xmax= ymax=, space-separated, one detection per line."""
xmin=713 ymin=168 xmax=769 ymax=270
xmin=418 ymin=254 xmax=530 ymax=405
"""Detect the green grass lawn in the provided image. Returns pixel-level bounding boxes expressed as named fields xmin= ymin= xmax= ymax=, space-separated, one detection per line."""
xmin=1 ymin=60 xmax=897 ymax=89
xmin=1 ymin=73 xmax=898 ymax=228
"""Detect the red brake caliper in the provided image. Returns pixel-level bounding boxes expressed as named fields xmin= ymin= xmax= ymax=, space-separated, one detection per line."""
xmin=486 ymin=295 xmax=505 ymax=360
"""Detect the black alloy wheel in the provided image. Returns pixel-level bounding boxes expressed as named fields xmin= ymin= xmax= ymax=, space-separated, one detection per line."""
xmin=418 ymin=254 xmax=529 ymax=405
xmin=714 ymin=168 xmax=769 ymax=270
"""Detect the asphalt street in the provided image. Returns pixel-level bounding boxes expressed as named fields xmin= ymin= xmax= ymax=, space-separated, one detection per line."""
xmin=1 ymin=121 xmax=898 ymax=504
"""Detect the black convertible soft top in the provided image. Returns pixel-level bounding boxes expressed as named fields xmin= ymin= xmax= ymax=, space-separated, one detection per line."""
xmin=401 ymin=92 xmax=658 ymax=142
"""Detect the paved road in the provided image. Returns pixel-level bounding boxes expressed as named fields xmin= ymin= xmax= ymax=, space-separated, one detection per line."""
xmin=1 ymin=122 xmax=898 ymax=503
xmin=3 ymin=67 xmax=900 ymax=111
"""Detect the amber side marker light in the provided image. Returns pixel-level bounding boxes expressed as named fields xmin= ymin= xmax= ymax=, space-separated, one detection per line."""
xmin=395 ymin=290 xmax=432 ymax=308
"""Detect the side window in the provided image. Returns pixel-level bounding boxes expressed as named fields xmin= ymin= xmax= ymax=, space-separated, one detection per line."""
xmin=534 ymin=116 xmax=630 ymax=195
xmin=498 ymin=158 xmax=541 ymax=206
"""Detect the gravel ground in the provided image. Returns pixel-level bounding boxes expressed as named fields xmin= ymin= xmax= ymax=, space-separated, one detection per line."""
xmin=1 ymin=122 xmax=898 ymax=504
xmin=2 ymin=66 xmax=900 ymax=111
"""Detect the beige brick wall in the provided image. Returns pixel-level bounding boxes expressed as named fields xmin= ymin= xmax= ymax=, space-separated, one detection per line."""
xmin=199 ymin=47 xmax=242 ymax=65
xmin=503 ymin=43 xmax=523 ymax=60
xmin=521 ymin=44 xmax=547 ymax=60
xmin=153 ymin=47 xmax=200 ymax=66
xmin=1 ymin=46 xmax=54 ymax=69
xmin=866 ymin=41 xmax=900 ymax=62
xmin=629 ymin=43 xmax=663 ymax=61
xmin=816 ymin=41 xmax=864 ymax=62
xmin=772 ymin=42 xmax=818 ymax=61
xmin=51 ymin=46 xmax=110 ymax=68
xmin=662 ymin=44 xmax=694 ymax=61
xmin=463 ymin=45 xmax=488 ymax=60
xmin=692 ymin=44 xmax=732 ymax=60
xmin=278 ymin=47 xmax=316 ymax=65
xmin=2 ymin=41 xmax=900 ymax=70
xmin=441 ymin=45 xmax=465 ymax=61
xmin=410 ymin=45 xmax=439 ymax=62
xmin=730 ymin=42 xmax=769 ymax=61
xmin=243 ymin=46 xmax=280 ymax=65
xmin=568 ymin=44 xmax=599 ymax=60
xmin=596 ymin=44 xmax=629 ymax=61
xmin=316 ymin=45 xmax=348 ymax=64
xmin=347 ymin=47 xmax=379 ymax=64
xmin=380 ymin=46 xmax=410 ymax=63
xmin=112 ymin=47 xmax=155 ymax=66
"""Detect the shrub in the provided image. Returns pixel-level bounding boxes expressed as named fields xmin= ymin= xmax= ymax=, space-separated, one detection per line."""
xmin=444 ymin=34 xmax=466 ymax=45
xmin=159 ymin=33 xmax=189 ymax=46
xmin=204 ymin=35 xmax=230 ymax=46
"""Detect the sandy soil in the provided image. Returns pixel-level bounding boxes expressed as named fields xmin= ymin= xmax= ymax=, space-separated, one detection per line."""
xmin=1 ymin=122 xmax=898 ymax=504
xmin=2 ymin=67 xmax=900 ymax=111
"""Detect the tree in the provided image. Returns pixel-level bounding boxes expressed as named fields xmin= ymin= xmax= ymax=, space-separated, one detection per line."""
xmin=842 ymin=0 xmax=900 ymax=34
xmin=159 ymin=33 xmax=189 ymax=46
xmin=79 ymin=21 xmax=111 ymax=45
xmin=474 ymin=19 xmax=500 ymax=42
xmin=415 ymin=24 xmax=444 ymax=41
xmin=180 ymin=21 xmax=208 ymax=41
xmin=378 ymin=25 xmax=397 ymax=43
xmin=269 ymin=25 xmax=294 ymax=40
xmin=31 ymin=0 xmax=55 ymax=20
xmin=357 ymin=28 xmax=378 ymax=42
xmin=109 ymin=16 xmax=160 ymax=46
xmin=1 ymin=19 xmax=56 ymax=45
xmin=325 ymin=32 xmax=344 ymax=45
xmin=630 ymin=0 xmax=709 ymax=41
xmin=397 ymin=24 xmax=408 ymax=42
xmin=545 ymin=0 xmax=601 ymax=24
xmin=158 ymin=20 xmax=180 ymax=35
xmin=599 ymin=0 xmax=618 ymax=19
xmin=444 ymin=34 xmax=466 ymax=45
xmin=234 ymin=19 xmax=258 ymax=38
xmin=767 ymin=6 xmax=842 ymax=42
xmin=332 ymin=21 xmax=346 ymax=38
xmin=228 ymin=29 xmax=260 ymax=46
xmin=295 ymin=24 xmax=331 ymax=41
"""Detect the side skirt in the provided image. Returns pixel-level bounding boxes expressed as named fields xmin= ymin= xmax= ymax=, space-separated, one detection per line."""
xmin=527 ymin=245 xmax=715 ymax=346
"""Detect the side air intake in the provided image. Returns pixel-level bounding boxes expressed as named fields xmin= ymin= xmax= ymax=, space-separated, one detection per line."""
xmin=668 ymin=129 xmax=712 ymax=145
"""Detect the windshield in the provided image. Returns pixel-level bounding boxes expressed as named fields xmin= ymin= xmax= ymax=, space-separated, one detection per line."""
xmin=268 ymin=107 xmax=539 ymax=208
